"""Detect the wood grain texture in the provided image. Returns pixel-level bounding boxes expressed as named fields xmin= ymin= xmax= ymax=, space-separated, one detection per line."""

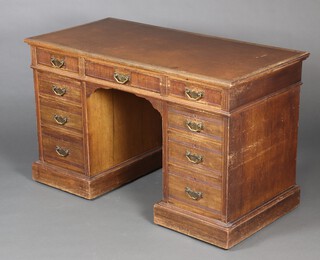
xmin=226 ymin=85 xmax=301 ymax=222
xmin=25 ymin=18 xmax=308 ymax=85
xmin=86 ymin=87 xmax=114 ymax=175
xmin=85 ymin=60 xmax=115 ymax=81
xmin=168 ymin=173 xmax=222 ymax=218
xmin=38 ymin=72 xmax=82 ymax=104
xmin=39 ymin=96 xmax=83 ymax=134
xmin=32 ymin=69 xmax=44 ymax=161
xmin=86 ymin=86 xmax=162 ymax=176
xmin=169 ymin=79 xmax=222 ymax=107
xmin=41 ymin=127 xmax=84 ymax=173
xmin=228 ymin=61 xmax=303 ymax=110
xmin=168 ymin=163 xmax=222 ymax=187
xmin=168 ymin=105 xmax=224 ymax=141
xmin=25 ymin=18 xmax=309 ymax=249
xmin=168 ymin=129 xmax=222 ymax=156
xmin=89 ymin=147 xmax=162 ymax=199
xmin=168 ymin=139 xmax=222 ymax=174
xmin=154 ymin=185 xmax=300 ymax=249
xmin=37 ymin=48 xmax=79 ymax=73
xmin=131 ymin=71 xmax=162 ymax=93
xmin=32 ymin=147 xmax=162 ymax=199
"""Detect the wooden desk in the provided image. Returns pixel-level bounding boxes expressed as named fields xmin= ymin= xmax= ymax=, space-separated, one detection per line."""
xmin=25 ymin=18 xmax=309 ymax=249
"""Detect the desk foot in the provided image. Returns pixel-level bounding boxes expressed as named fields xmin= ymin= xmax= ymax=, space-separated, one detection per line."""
xmin=32 ymin=147 xmax=162 ymax=199
xmin=154 ymin=185 xmax=300 ymax=249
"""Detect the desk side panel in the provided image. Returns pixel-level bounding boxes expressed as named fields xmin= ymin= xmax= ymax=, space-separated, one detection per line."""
xmin=226 ymin=84 xmax=300 ymax=222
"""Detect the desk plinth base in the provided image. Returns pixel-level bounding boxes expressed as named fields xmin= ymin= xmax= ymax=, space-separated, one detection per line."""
xmin=154 ymin=185 xmax=300 ymax=249
xmin=32 ymin=148 xmax=162 ymax=199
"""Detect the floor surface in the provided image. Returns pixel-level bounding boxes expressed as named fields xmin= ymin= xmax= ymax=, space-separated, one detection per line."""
xmin=0 ymin=139 xmax=319 ymax=259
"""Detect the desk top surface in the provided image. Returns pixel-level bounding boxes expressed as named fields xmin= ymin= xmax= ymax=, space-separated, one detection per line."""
xmin=25 ymin=18 xmax=308 ymax=86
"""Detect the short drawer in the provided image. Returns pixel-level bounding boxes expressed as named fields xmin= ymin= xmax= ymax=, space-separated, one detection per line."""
xmin=169 ymin=79 xmax=222 ymax=107
xmin=39 ymin=96 xmax=83 ymax=133
xmin=42 ymin=127 xmax=84 ymax=173
xmin=168 ymin=173 xmax=222 ymax=218
xmin=168 ymin=105 xmax=224 ymax=142
xmin=37 ymin=48 xmax=79 ymax=73
xmin=168 ymin=139 xmax=223 ymax=175
xmin=85 ymin=60 xmax=162 ymax=93
xmin=38 ymin=72 xmax=81 ymax=103
xmin=168 ymin=163 xmax=222 ymax=188
xmin=168 ymin=129 xmax=222 ymax=156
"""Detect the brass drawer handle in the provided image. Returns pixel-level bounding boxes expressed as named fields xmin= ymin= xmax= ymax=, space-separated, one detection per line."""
xmin=114 ymin=72 xmax=130 ymax=84
xmin=185 ymin=88 xmax=204 ymax=101
xmin=50 ymin=56 xmax=65 ymax=68
xmin=186 ymin=151 xmax=203 ymax=164
xmin=185 ymin=187 xmax=203 ymax=201
xmin=52 ymin=85 xmax=66 ymax=96
xmin=186 ymin=120 xmax=203 ymax=132
xmin=53 ymin=115 xmax=68 ymax=125
xmin=55 ymin=146 xmax=69 ymax=157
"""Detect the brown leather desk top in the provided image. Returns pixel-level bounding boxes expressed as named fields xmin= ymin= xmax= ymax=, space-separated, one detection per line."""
xmin=25 ymin=18 xmax=309 ymax=86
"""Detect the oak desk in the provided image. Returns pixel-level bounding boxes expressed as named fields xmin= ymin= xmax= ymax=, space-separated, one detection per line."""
xmin=25 ymin=18 xmax=309 ymax=249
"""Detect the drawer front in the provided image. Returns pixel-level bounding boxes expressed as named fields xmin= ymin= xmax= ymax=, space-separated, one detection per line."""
xmin=37 ymin=48 xmax=79 ymax=73
xmin=39 ymin=96 xmax=83 ymax=133
xmin=168 ymin=163 xmax=222 ymax=188
xmin=168 ymin=105 xmax=224 ymax=141
xmin=38 ymin=73 xmax=81 ymax=103
xmin=168 ymin=139 xmax=222 ymax=174
xmin=42 ymin=128 xmax=84 ymax=173
xmin=85 ymin=60 xmax=162 ymax=93
xmin=85 ymin=60 xmax=115 ymax=81
xmin=168 ymin=173 xmax=222 ymax=217
xmin=168 ymin=129 xmax=222 ymax=156
xmin=130 ymin=71 xmax=161 ymax=93
xmin=169 ymin=79 xmax=222 ymax=107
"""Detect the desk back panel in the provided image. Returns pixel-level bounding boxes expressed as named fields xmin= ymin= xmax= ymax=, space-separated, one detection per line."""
xmin=86 ymin=87 xmax=162 ymax=176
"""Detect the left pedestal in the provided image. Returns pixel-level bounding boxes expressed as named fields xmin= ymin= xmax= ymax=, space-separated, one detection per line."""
xmin=32 ymin=68 xmax=163 ymax=199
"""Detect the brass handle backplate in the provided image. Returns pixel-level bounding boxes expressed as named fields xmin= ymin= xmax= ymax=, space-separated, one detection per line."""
xmin=113 ymin=72 xmax=130 ymax=84
xmin=186 ymin=120 xmax=203 ymax=132
xmin=186 ymin=151 xmax=203 ymax=164
xmin=55 ymin=146 xmax=69 ymax=157
xmin=52 ymin=85 xmax=66 ymax=96
xmin=185 ymin=88 xmax=204 ymax=101
xmin=53 ymin=115 xmax=68 ymax=125
xmin=50 ymin=57 xmax=65 ymax=68
xmin=185 ymin=187 xmax=203 ymax=201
